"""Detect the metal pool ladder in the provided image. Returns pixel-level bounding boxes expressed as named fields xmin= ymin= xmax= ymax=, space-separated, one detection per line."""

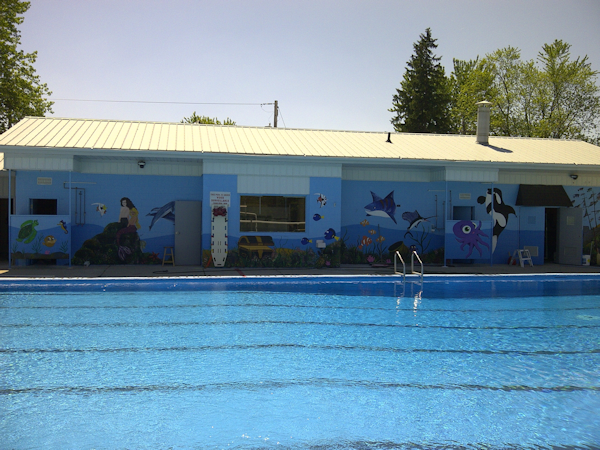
xmin=394 ymin=250 xmax=424 ymax=282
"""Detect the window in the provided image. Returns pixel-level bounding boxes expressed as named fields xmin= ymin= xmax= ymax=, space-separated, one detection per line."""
xmin=240 ymin=196 xmax=305 ymax=232
xmin=29 ymin=199 xmax=57 ymax=215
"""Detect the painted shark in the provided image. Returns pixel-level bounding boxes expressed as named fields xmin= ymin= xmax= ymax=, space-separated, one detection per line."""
xmin=364 ymin=191 xmax=399 ymax=224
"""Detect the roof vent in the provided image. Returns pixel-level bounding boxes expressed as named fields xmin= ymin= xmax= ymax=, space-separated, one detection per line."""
xmin=386 ymin=132 xmax=392 ymax=143
xmin=476 ymin=101 xmax=492 ymax=145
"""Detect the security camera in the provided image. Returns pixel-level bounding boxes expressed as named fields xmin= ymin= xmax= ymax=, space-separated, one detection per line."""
xmin=570 ymin=174 xmax=578 ymax=180
xmin=138 ymin=160 xmax=146 ymax=169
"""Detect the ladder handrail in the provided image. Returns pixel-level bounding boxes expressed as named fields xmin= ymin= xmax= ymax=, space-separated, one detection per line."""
xmin=411 ymin=251 xmax=424 ymax=282
xmin=394 ymin=251 xmax=406 ymax=281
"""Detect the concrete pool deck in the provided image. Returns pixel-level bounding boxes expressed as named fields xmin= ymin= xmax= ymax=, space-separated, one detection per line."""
xmin=1 ymin=261 xmax=600 ymax=278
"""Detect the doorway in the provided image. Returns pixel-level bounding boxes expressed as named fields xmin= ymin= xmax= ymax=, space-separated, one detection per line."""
xmin=545 ymin=208 xmax=558 ymax=262
xmin=0 ymin=199 xmax=14 ymax=260
xmin=174 ymin=201 xmax=202 ymax=265
xmin=546 ymin=207 xmax=583 ymax=265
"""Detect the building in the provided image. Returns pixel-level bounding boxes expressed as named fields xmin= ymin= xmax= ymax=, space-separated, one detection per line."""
xmin=1 ymin=103 xmax=599 ymax=269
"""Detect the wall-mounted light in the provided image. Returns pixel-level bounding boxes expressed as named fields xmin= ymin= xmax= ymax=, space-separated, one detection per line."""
xmin=138 ymin=160 xmax=146 ymax=169
xmin=570 ymin=174 xmax=578 ymax=180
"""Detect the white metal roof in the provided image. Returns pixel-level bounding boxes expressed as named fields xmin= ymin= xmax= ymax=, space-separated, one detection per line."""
xmin=1 ymin=116 xmax=599 ymax=168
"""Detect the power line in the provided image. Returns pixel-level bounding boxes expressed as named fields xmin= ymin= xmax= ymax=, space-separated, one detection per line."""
xmin=52 ymin=98 xmax=269 ymax=106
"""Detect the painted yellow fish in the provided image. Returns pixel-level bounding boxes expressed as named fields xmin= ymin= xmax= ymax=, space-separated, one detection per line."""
xmin=360 ymin=219 xmax=369 ymax=226
xmin=43 ymin=235 xmax=56 ymax=247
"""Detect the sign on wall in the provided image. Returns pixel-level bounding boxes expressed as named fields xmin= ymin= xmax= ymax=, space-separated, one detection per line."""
xmin=210 ymin=191 xmax=231 ymax=207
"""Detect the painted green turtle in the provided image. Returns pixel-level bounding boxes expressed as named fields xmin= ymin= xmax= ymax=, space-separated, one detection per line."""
xmin=17 ymin=219 xmax=39 ymax=244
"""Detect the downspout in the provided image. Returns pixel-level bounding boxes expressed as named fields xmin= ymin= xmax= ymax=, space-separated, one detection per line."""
xmin=68 ymin=171 xmax=72 ymax=267
xmin=490 ymin=182 xmax=494 ymax=266
xmin=8 ymin=169 xmax=11 ymax=269
xmin=443 ymin=180 xmax=448 ymax=267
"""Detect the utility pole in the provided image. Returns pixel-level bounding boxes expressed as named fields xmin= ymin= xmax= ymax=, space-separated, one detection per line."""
xmin=273 ymin=100 xmax=278 ymax=128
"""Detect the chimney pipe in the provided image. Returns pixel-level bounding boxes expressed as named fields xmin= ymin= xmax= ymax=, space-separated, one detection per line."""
xmin=476 ymin=101 xmax=492 ymax=145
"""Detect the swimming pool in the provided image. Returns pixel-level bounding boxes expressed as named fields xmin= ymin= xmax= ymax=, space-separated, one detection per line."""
xmin=1 ymin=275 xmax=599 ymax=449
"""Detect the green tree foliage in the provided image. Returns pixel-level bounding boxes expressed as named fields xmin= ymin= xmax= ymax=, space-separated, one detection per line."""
xmin=450 ymin=40 xmax=600 ymax=142
xmin=390 ymin=28 xmax=452 ymax=133
xmin=450 ymin=57 xmax=495 ymax=134
xmin=0 ymin=0 xmax=53 ymax=133
xmin=181 ymin=112 xmax=236 ymax=125
xmin=535 ymin=40 xmax=599 ymax=140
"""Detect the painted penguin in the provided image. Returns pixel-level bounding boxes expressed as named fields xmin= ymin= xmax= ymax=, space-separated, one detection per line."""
xmin=477 ymin=188 xmax=516 ymax=253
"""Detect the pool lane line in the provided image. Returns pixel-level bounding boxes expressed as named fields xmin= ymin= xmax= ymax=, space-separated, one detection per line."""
xmin=2 ymin=381 xmax=599 ymax=395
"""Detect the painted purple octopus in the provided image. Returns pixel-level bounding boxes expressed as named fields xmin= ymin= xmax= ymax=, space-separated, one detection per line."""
xmin=453 ymin=220 xmax=490 ymax=258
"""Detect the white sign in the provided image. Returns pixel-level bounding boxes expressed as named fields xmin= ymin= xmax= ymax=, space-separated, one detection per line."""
xmin=37 ymin=177 xmax=52 ymax=185
xmin=210 ymin=191 xmax=231 ymax=207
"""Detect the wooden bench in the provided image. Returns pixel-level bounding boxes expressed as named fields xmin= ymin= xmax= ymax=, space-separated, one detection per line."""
xmin=238 ymin=236 xmax=275 ymax=259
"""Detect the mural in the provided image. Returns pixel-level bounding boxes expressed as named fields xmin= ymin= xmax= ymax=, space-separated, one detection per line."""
xmin=572 ymin=187 xmax=600 ymax=263
xmin=147 ymin=201 xmax=175 ymax=230
xmin=315 ymin=193 xmax=327 ymax=208
xmin=116 ymin=197 xmax=141 ymax=260
xmin=238 ymin=236 xmax=275 ymax=259
xmin=364 ymin=191 xmax=399 ymax=223
xmin=477 ymin=188 xmax=516 ymax=253
xmin=339 ymin=185 xmax=443 ymax=266
xmin=92 ymin=203 xmax=107 ymax=216
xmin=8 ymin=169 xmax=574 ymax=268
xmin=453 ymin=220 xmax=490 ymax=258
xmin=10 ymin=215 xmax=71 ymax=263
xmin=72 ymin=197 xmax=163 ymax=265
xmin=445 ymin=220 xmax=492 ymax=260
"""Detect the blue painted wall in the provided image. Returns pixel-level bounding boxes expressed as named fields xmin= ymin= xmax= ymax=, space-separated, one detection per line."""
xmin=15 ymin=171 xmax=202 ymax=263
xmin=11 ymin=169 xmax=592 ymax=267
xmin=342 ymin=180 xmax=445 ymax=263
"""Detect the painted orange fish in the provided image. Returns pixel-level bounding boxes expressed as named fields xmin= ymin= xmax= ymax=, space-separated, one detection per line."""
xmin=43 ymin=236 xmax=56 ymax=247
xmin=360 ymin=236 xmax=372 ymax=246
xmin=368 ymin=229 xmax=377 ymax=235
xmin=360 ymin=219 xmax=369 ymax=226
xmin=376 ymin=235 xmax=385 ymax=243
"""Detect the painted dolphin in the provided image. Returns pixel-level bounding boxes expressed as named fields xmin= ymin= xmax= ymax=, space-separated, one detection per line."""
xmin=147 ymin=201 xmax=175 ymax=230
xmin=477 ymin=188 xmax=516 ymax=253
xmin=364 ymin=191 xmax=399 ymax=224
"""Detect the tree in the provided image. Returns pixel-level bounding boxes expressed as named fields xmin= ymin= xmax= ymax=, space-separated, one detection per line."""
xmin=449 ymin=57 xmax=496 ymax=134
xmin=390 ymin=28 xmax=452 ymax=133
xmin=0 ymin=0 xmax=53 ymax=133
xmin=462 ymin=41 xmax=600 ymax=142
xmin=181 ymin=112 xmax=236 ymax=125
xmin=534 ymin=40 xmax=600 ymax=140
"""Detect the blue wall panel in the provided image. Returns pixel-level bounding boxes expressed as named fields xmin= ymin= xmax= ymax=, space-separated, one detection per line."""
xmin=15 ymin=171 xmax=202 ymax=263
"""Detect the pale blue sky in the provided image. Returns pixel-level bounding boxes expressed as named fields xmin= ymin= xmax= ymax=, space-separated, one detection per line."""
xmin=20 ymin=0 xmax=600 ymax=132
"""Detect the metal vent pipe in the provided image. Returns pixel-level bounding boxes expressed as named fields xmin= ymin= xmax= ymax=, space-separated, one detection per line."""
xmin=476 ymin=101 xmax=492 ymax=145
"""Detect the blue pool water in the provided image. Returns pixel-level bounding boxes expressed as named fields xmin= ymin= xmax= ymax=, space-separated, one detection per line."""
xmin=1 ymin=275 xmax=599 ymax=449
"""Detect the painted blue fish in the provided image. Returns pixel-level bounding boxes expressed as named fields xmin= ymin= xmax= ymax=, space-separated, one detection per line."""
xmin=364 ymin=191 xmax=399 ymax=224
xmin=147 ymin=201 xmax=175 ymax=230
xmin=324 ymin=228 xmax=339 ymax=241
xmin=313 ymin=214 xmax=324 ymax=221
xmin=301 ymin=237 xmax=312 ymax=245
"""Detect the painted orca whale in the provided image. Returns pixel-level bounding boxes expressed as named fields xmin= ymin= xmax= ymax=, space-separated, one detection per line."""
xmin=477 ymin=188 xmax=516 ymax=253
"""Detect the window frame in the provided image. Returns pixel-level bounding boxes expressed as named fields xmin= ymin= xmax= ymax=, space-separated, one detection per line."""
xmin=240 ymin=195 xmax=306 ymax=233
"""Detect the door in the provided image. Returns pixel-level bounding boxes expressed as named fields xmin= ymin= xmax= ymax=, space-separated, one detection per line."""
xmin=174 ymin=201 xmax=202 ymax=265
xmin=557 ymin=207 xmax=583 ymax=265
